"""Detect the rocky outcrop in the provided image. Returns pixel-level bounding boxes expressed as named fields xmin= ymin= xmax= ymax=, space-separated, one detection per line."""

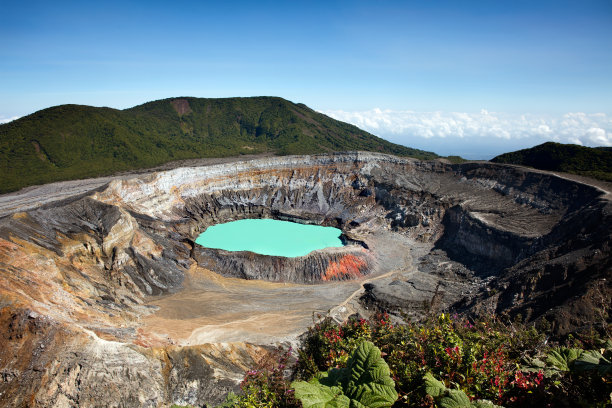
xmin=436 ymin=205 xmax=535 ymax=274
xmin=193 ymin=245 xmax=373 ymax=283
xmin=0 ymin=307 xmax=269 ymax=407
xmin=455 ymin=195 xmax=612 ymax=334
xmin=0 ymin=152 xmax=609 ymax=406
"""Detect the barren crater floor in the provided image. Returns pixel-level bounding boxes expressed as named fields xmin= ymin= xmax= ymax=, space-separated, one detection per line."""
xmin=142 ymin=266 xmax=360 ymax=344
xmin=0 ymin=152 xmax=610 ymax=407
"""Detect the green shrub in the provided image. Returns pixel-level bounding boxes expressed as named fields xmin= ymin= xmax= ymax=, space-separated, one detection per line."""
xmin=292 ymin=341 xmax=397 ymax=408
xmin=424 ymin=372 xmax=502 ymax=408
xmin=220 ymin=347 xmax=299 ymax=408
xmin=226 ymin=313 xmax=611 ymax=407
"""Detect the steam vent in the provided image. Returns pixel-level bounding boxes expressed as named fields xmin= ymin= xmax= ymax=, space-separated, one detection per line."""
xmin=0 ymin=152 xmax=610 ymax=406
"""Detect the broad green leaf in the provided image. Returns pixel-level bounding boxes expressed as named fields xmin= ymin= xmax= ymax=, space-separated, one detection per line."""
xmin=292 ymin=380 xmax=349 ymax=408
xmin=522 ymin=357 xmax=559 ymax=378
xmin=473 ymin=400 xmax=504 ymax=408
xmin=438 ymin=389 xmax=472 ymax=408
xmin=343 ymin=341 xmax=398 ymax=408
xmin=525 ymin=358 xmax=546 ymax=369
xmin=546 ymin=347 xmax=583 ymax=371
xmin=423 ymin=372 xmax=446 ymax=397
xmin=424 ymin=373 xmax=505 ymax=408
xmin=574 ymin=350 xmax=612 ymax=375
xmin=326 ymin=395 xmax=351 ymax=408
xmin=293 ymin=342 xmax=398 ymax=408
xmin=349 ymin=400 xmax=368 ymax=408
xmin=319 ymin=367 xmax=348 ymax=388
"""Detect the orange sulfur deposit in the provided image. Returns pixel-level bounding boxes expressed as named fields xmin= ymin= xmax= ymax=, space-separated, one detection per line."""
xmin=322 ymin=254 xmax=367 ymax=281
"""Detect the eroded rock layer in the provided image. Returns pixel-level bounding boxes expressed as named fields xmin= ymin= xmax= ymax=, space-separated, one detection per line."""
xmin=0 ymin=152 xmax=610 ymax=407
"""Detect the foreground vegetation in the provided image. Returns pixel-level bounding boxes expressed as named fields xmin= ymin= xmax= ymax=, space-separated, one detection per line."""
xmin=219 ymin=313 xmax=611 ymax=407
xmin=0 ymin=97 xmax=439 ymax=193
xmin=491 ymin=142 xmax=612 ymax=182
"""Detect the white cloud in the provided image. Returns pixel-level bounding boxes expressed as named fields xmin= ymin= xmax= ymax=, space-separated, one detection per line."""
xmin=0 ymin=116 xmax=20 ymax=124
xmin=321 ymin=109 xmax=612 ymax=148
xmin=568 ymin=137 xmax=583 ymax=146
xmin=585 ymin=127 xmax=609 ymax=146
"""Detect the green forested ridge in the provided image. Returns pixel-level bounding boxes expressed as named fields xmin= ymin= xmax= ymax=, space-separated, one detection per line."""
xmin=0 ymin=96 xmax=438 ymax=193
xmin=491 ymin=142 xmax=612 ymax=182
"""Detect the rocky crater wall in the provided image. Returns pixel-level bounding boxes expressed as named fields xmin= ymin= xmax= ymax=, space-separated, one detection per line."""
xmin=0 ymin=152 xmax=609 ymax=407
xmin=193 ymin=244 xmax=374 ymax=283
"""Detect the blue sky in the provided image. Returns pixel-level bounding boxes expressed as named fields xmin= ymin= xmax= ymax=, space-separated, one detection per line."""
xmin=1 ymin=0 xmax=611 ymax=158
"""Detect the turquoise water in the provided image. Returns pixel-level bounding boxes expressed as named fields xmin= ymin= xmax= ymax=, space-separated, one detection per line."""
xmin=195 ymin=219 xmax=344 ymax=257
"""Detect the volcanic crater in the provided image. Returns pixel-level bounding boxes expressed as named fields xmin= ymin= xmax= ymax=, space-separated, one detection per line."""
xmin=0 ymin=152 xmax=610 ymax=407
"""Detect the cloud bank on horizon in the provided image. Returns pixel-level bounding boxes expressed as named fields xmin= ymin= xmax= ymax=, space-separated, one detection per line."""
xmin=0 ymin=116 xmax=20 ymax=125
xmin=323 ymin=109 xmax=612 ymax=159
xmin=3 ymin=109 xmax=610 ymax=160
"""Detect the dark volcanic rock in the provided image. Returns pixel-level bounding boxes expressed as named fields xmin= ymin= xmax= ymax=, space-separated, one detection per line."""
xmin=192 ymin=245 xmax=374 ymax=283
xmin=456 ymin=196 xmax=612 ymax=335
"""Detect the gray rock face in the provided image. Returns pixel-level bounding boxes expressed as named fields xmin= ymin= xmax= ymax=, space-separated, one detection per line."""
xmin=193 ymin=244 xmax=374 ymax=283
xmin=0 ymin=152 xmax=609 ymax=407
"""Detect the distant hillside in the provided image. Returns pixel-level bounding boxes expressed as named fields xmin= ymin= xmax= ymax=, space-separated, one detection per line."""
xmin=0 ymin=97 xmax=438 ymax=193
xmin=491 ymin=142 xmax=612 ymax=181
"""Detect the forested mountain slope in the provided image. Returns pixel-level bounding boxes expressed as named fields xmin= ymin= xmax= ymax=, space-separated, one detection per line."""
xmin=0 ymin=96 xmax=437 ymax=193
xmin=491 ymin=142 xmax=612 ymax=181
